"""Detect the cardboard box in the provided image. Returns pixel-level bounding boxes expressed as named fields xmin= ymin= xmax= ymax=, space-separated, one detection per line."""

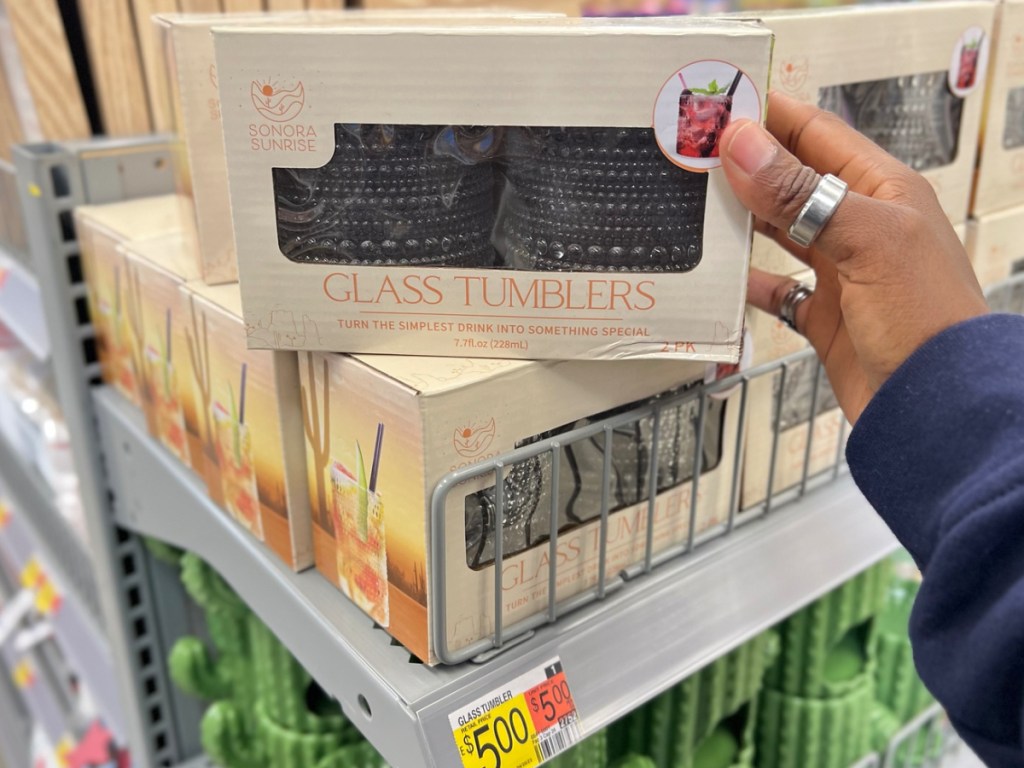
xmin=118 ymin=235 xmax=200 ymax=466
xmin=972 ymin=0 xmax=1024 ymax=216
xmin=179 ymin=281 xmax=312 ymax=570
xmin=753 ymin=2 xmax=995 ymax=227
xmin=300 ymin=352 xmax=741 ymax=663
xmin=158 ymin=9 xmax=568 ymax=288
xmin=966 ymin=204 xmax=1024 ymax=286
xmin=741 ymin=270 xmax=847 ymax=511
xmin=75 ymin=195 xmax=183 ymax=406
xmin=214 ymin=17 xmax=772 ymax=361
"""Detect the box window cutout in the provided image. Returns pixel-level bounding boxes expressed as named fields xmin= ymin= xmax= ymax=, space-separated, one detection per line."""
xmin=465 ymin=386 xmax=725 ymax=569
xmin=818 ymin=72 xmax=963 ymax=172
xmin=773 ymin=356 xmax=840 ymax=434
xmin=273 ymin=124 xmax=708 ymax=273
xmin=1003 ymin=86 xmax=1024 ymax=150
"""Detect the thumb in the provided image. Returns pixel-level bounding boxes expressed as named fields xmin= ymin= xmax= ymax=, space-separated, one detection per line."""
xmin=719 ymin=119 xmax=864 ymax=262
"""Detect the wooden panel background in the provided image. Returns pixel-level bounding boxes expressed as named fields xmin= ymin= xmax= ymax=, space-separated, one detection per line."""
xmin=78 ymin=0 xmax=153 ymax=135
xmin=4 ymin=0 xmax=91 ymax=142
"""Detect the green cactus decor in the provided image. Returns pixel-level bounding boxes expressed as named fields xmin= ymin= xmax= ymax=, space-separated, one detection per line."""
xmin=764 ymin=562 xmax=888 ymax=699
xmin=875 ymin=577 xmax=933 ymax=724
xmin=756 ymin=675 xmax=875 ymax=768
xmin=612 ymin=755 xmax=658 ymax=768
xmin=144 ymin=537 xmax=185 ymax=565
xmin=201 ymin=700 xmax=259 ymax=768
xmin=545 ymin=727 xmax=608 ymax=768
xmin=314 ymin=742 xmax=390 ymax=768
xmin=168 ymin=553 xmax=366 ymax=768
xmin=609 ymin=631 xmax=776 ymax=767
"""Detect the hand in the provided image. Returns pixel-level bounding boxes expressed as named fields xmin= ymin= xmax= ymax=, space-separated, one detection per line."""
xmin=720 ymin=91 xmax=988 ymax=424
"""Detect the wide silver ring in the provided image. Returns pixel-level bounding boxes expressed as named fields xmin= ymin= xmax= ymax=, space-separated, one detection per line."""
xmin=779 ymin=282 xmax=813 ymax=332
xmin=787 ymin=173 xmax=848 ymax=248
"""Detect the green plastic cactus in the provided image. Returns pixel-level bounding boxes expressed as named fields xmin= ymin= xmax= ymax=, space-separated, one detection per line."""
xmin=545 ymin=727 xmax=608 ymax=768
xmin=201 ymin=701 xmax=259 ymax=768
xmin=609 ymin=631 xmax=776 ymax=768
xmin=875 ymin=576 xmax=933 ymax=724
xmin=612 ymin=756 xmax=658 ymax=768
xmin=314 ymin=742 xmax=390 ymax=768
xmin=168 ymin=553 xmax=372 ymax=768
xmin=144 ymin=537 xmax=185 ymax=565
xmin=248 ymin=617 xmax=351 ymax=736
xmin=764 ymin=562 xmax=889 ymax=699
xmin=756 ymin=675 xmax=875 ymax=768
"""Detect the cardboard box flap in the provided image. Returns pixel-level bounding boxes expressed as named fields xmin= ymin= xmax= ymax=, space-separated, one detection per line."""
xmin=187 ymin=280 xmax=245 ymax=319
xmin=351 ymin=354 xmax=533 ymax=394
xmin=119 ymin=234 xmax=200 ymax=282
xmin=74 ymin=194 xmax=183 ymax=241
xmin=215 ymin=15 xmax=771 ymax=37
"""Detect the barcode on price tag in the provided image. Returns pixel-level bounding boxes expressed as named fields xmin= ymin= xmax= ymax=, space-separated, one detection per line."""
xmin=449 ymin=657 xmax=582 ymax=768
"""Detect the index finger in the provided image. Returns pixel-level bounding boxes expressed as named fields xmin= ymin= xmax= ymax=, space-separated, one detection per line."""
xmin=766 ymin=91 xmax=910 ymax=197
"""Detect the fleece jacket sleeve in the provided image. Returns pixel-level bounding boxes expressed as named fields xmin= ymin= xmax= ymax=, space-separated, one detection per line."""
xmin=847 ymin=313 xmax=1024 ymax=768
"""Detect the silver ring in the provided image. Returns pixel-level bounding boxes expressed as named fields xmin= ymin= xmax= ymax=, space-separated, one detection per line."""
xmin=787 ymin=173 xmax=848 ymax=248
xmin=779 ymin=282 xmax=813 ymax=332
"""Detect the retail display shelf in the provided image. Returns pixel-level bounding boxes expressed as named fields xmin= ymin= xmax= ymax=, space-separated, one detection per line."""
xmin=0 ymin=654 xmax=31 ymax=768
xmin=0 ymin=431 xmax=127 ymax=745
xmin=96 ymin=384 xmax=899 ymax=768
xmin=0 ymin=244 xmax=50 ymax=360
xmin=0 ymin=629 xmax=67 ymax=747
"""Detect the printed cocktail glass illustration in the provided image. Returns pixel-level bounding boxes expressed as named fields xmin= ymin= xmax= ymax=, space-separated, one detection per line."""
xmin=329 ymin=423 xmax=388 ymax=625
xmin=677 ymin=90 xmax=733 ymax=158
xmin=145 ymin=347 xmax=188 ymax=462
xmin=212 ymin=363 xmax=262 ymax=539
xmin=957 ymin=40 xmax=981 ymax=89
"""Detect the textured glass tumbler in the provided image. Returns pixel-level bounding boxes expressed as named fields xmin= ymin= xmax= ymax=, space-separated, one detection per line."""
xmin=464 ymin=390 xmax=726 ymax=569
xmin=774 ymin=357 xmax=841 ymax=433
xmin=273 ymin=124 xmax=498 ymax=267
xmin=500 ymin=127 xmax=709 ymax=272
xmin=818 ymin=72 xmax=963 ymax=172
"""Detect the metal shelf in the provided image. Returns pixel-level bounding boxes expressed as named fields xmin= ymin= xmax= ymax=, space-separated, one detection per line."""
xmin=0 ymin=244 xmax=50 ymax=360
xmin=0 ymin=651 xmax=31 ymax=768
xmin=95 ymin=385 xmax=899 ymax=768
xmin=0 ymin=430 xmax=127 ymax=745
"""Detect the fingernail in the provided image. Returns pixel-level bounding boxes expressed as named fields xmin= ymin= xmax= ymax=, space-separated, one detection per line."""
xmin=727 ymin=122 xmax=777 ymax=177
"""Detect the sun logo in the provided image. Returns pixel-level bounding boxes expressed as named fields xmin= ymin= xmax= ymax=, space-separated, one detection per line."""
xmin=251 ymin=79 xmax=305 ymax=123
xmin=453 ymin=418 xmax=496 ymax=458
xmin=778 ymin=58 xmax=808 ymax=93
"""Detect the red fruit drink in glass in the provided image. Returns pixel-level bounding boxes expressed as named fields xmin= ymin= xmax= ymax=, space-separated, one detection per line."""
xmin=957 ymin=47 xmax=979 ymax=89
xmin=677 ymin=91 xmax=733 ymax=158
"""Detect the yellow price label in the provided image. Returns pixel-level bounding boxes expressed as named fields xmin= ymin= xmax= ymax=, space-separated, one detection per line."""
xmin=454 ymin=693 xmax=541 ymax=768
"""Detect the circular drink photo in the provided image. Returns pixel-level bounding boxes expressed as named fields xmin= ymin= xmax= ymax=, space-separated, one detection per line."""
xmin=949 ymin=27 xmax=989 ymax=98
xmin=654 ymin=60 xmax=761 ymax=171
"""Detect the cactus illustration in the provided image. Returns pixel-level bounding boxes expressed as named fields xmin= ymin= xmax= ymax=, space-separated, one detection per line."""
xmin=301 ymin=353 xmax=332 ymax=530
xmin=186 ymin=301 xmax=214 ymax=459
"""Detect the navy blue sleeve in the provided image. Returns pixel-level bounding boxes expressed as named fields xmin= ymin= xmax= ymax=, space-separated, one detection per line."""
xmin=847 ymin=313 xmax=1024 ymax=768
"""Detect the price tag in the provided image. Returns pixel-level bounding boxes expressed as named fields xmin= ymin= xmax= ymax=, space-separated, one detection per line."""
xmin=450 ymin=657 xmax=581 ymax=768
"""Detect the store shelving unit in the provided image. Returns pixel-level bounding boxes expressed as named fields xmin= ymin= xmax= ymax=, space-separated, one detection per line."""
xmin=95 ymin=384 xmax=899 ymax=767
xmin=0 ymin=432 xmax=126 ymax=741
xmin=0 ymin=245 xmax=49 ymax=360
xmin=0 ymin=658 xmax=31 ymax=768
xmin=6 ymin=133 xmax=906 ymax=768
xmin=12 ymin=138 xmax=205 ymax=768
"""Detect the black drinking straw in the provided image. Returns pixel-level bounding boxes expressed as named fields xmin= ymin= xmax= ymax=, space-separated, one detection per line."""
xmin=238 ymin=363 xmax=248 ymax=425
xmin=369 ymin=422 xmax=384 ymax=493
xmin=727 ymin=69 xmax=744 ymax=97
